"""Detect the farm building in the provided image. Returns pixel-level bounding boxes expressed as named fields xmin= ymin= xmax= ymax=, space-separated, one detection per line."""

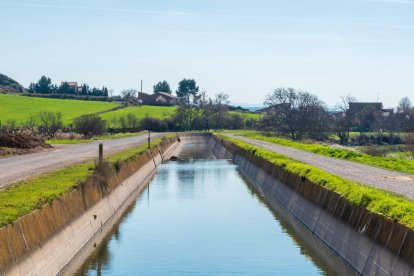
xmin=138 ymin=91 xmax=179 ymax=106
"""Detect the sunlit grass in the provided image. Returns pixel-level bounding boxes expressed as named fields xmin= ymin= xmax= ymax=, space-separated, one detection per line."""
xmin=0 ymin=135 xmax=173 ymax=227
xmin=216 ymin=133 xmax=414 ymax=229
xmin=230 ymin=130 xmax=414 ymax=175
xmin=0 ymin=94 xmax=118 ymax=125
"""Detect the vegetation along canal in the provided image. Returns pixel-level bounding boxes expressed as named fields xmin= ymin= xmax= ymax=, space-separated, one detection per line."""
xmin=72 ymin=158 xmax=354 ymax=275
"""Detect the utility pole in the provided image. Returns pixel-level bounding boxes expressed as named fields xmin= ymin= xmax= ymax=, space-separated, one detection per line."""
xmin=98 ymin=143 xmax=103 ymax=166
xmin=140 ymin=80 xmax=143 ymax=93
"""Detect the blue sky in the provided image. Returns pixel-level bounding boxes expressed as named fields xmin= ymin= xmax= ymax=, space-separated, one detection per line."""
xmin=1 ymin=0 xmax=413 ymax=107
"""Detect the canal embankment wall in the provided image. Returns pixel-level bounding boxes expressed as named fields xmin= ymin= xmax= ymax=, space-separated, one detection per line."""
xmin=2 ymin=133 xmax=413 ymax=275
xmin=208 ymin=134 xmax=413 ymax=275
xmin=0 ymin=136 xmax=179 ymax=276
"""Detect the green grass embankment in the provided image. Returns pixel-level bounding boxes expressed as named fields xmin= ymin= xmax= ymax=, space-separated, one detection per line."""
xmin=232 ymin=131 xmax=414 ymax=175
xmin=0 ymin=94 xmax=118 ymax=125
xmin=216 ymin=134 xmax=414 ymax=229
xmin=0 ymin=135 xmax=172 ymax=227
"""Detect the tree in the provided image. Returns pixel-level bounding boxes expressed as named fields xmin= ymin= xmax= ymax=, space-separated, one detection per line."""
xmin=81 ymin=84 xmax=90 ymax=95
xmin=153 ymin=81 xmax=172 ymax=94
xmin=176 ymin=79 xmax=199 ymax=97
xmin=58 ymin=82 xmax=75 ymax=94
xmin=263 ymin=88 xmax=327 ymax=140
xmin=37 ymin=111 xmax=63 ymax=138
xmin=211 ymin=93 xmax=230 ymax=130
xmin=398 ymin=97 xmax=412 ymax=112
xmin=29 ymin=76 xmax=53 ymax=94
xmin=121 ymin=89 xmax=137 ymax=99
xmin=335 ymin=94 xmax=357 ymax=145
xmin=73 ymin=115 xmax=106 ymax=138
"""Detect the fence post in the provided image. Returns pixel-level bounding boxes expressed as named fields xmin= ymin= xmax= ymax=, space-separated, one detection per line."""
xmin=99 ymin=143 xmax=103 ymax=166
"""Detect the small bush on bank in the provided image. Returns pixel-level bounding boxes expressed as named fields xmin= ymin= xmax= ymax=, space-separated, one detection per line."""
xmin=73 ymin=115 xmax=106 ymax=138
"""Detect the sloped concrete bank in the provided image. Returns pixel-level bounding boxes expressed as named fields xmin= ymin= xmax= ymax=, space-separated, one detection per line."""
xmin=209 ymin=135 xmax=413 ymax=275
xmin=0 ymin=136 xmax=178 ymax=276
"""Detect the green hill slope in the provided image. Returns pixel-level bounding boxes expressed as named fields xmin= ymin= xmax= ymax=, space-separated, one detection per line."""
xmin=101 ymin=106 xmax=176 ymax=128
xmin=0 ymin=94 xmax=118 ymax=125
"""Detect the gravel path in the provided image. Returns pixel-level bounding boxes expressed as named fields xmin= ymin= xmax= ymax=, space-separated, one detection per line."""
xmin=0 ymin=133 xmax=166 ymax=189
xmin=225 ymin=134 xmax=414 ymax=200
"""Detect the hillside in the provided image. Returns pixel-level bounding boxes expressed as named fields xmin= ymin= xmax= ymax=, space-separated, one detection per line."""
xmin=0 ymin=93 xmax=262 ymax=128
xmin=0 ymin=74 xmax=27 ymax=94
xmin=0 ymin=94 xmax=118 ymax=125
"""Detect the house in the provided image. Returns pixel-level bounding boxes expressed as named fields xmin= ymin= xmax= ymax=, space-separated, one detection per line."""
xmin=138 ymin=91 xmax=179 ymax=106
xmin=60 ymin=82 xmax=82 ymax=93
xmin=348 ymin=102 xmax=393 ymax=117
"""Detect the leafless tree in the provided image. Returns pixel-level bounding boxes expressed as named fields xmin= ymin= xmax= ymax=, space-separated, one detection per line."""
xmin=263 ymin=88 xmax=328 ymax=140
xmin=335 ymin=94 xmax=357 ymax=145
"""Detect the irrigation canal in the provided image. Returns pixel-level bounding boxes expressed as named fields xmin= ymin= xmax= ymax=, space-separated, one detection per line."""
xmin=70 ymin=158 xmax=354 ymax=275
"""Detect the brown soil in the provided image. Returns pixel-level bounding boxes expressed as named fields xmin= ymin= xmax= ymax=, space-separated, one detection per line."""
xmin=0 ymin=133 xmax=51 ymax=149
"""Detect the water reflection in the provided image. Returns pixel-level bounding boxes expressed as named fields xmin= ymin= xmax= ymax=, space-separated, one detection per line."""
xmin=73 ymin=160 xmax=353 ymax=275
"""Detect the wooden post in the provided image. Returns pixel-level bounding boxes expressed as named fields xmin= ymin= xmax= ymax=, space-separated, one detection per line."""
xmin=148 ymin=130 xmax=151 ymax=149
xmin=99 ymin=143 xmax=103 ymax=166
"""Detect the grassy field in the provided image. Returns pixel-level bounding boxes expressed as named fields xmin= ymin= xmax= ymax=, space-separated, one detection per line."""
xmin=230 ymin=130 xmax=414 ymax=175
xmin=47 ymin=131 xmax=146 ymax=144
xmin=101 ymin=106 xmax=176 ymax=128
xmin=229 ymin=111 xmax=262 ymax=121
xmin=0 ymin=94 xmax=261 ymax=129
xmin=0 ymin=94 xmax=118 ymax=125
xmin=217 ymin=134 xmax=414 ymax=228
xmin=0 ymin=135 xmax=171 ymax=227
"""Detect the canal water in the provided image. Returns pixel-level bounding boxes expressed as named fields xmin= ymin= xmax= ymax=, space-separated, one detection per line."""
xmin=74 ymin=159 xmax=349 ymax=275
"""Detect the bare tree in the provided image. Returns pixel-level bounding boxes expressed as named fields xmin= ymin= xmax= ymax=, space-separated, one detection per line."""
xmin=335 ymin=94 xmax=357 ymax=145
xmin=263 ymin=88 xmax=327 ymax=140
xmin=398 ymin=97 xmax=412 ymax=112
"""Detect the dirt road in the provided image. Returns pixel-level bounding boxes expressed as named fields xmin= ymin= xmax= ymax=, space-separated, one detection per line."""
xmin=225 ymin=134 xmax=414 ymax=200
xmin=0 ymin=133 xmax=166 ymax=188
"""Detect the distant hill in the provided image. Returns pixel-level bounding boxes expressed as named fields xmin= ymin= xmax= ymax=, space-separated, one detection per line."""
xmin=0 ymin=74 xmax=27 ymax=94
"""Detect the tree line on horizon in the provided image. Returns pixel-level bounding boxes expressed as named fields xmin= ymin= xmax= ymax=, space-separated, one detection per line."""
xmin=28 ymin=76 xmax=109 ymax=97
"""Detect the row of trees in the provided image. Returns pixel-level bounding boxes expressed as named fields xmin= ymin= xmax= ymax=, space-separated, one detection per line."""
xmin=260 ymin=88 xmax=414 ymax=145
xmin=28 ymin=76 xmax=109 ymax=97
xmin=153 ymin=79 xmax=199 ymax=97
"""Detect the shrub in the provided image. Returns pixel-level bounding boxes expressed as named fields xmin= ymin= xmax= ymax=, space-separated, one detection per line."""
xmin=53 ymin=131 xmax=84 ymax=140
xmin=73 ymin=114 xmax=106 ymax=138
xmin=37 ymin=111 xmax=63 ymax=138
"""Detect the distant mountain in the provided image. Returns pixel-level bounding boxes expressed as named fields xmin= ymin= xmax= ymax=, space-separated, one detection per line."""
xmin=0 ymin=74 xmax=27 ymax=94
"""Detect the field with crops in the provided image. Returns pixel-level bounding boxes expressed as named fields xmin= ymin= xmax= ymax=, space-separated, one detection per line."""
xmin=0 ymin=94 xmax=118 ymax=125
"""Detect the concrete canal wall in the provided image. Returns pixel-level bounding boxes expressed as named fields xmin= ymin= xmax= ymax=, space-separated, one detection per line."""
xmin=1 ymin=133 xmax=412 ymax=275
xmin=0 ymin=136 xmax=178 ymax=276
xmin=209 ymin=134 xmax=413 ymax=275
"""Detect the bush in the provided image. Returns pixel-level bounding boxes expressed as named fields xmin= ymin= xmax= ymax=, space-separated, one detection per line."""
xmin=140 ymin=117 xmax=170 ymax=132
xmin=37 ymin=111 xmax=63 ymax=138
xmin=73 ymin=115 xmax=106 ymax=138
xmin=53 ymin=131 xmax=84 ymax=140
